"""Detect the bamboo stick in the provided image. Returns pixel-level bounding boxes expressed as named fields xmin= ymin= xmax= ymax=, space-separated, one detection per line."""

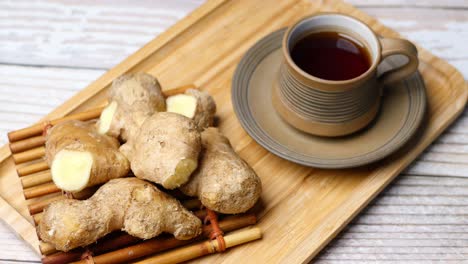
xmin=134 ymin=227 xmax=262 ymax=264
xmin=42 ymin=232 xmax=141 ymax=264
xmin=9 ymin=135 xmax=45 ymax=154
xmin=12 ymin=146 xmax=46 ymax=164
xmin=49 ymin=214 xmax=256 ymax=264
xmin=28 ymin=186 xmax=100 ymax=215
xmin=17 ymin=161 xmax=49 ymax=176
xmin=21 ymin=171 xmax=52 ymax=188
xmin=40 ymin=241 xmax=57 ymax=255
xmin=8 ymin=84 xmax=196 ymax=144
xmin=24 ymin=182 xmax=59 ymax=199
xmin=39 ymin=220 xmax=146 ymax=257
xmin=8 ymin=107 xmax=105 ymax=142
xmin=28 ymin=195 xmax=64 ymax=215
xmin=33 ymin=212 xmax=42 ymax=225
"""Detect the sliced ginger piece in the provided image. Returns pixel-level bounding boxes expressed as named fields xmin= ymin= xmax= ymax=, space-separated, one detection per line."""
xmin=45 ymin=120 xmax=130 ymax=192
xmin=98 ymin=101 xmax=118 ymax=134
xmin=166 ymin=94 xmax=198 ymax=118
xmin=97 ymin=73 xmax=166 ymax=141
xmin=164 ymin=158 xmax=198 ymax=189
xmin=166 ymin=89 xmax=216 ymax=131
xmin=51 ymin=150 xmax=93 ymax=192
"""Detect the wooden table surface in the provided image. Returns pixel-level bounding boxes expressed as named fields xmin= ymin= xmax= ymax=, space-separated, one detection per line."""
xmin=1 ymin=0 xmax=467 ymax=263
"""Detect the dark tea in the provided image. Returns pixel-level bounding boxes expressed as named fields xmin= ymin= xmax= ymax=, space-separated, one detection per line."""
xmin=290 ymin=31 xmax=371 ymax=81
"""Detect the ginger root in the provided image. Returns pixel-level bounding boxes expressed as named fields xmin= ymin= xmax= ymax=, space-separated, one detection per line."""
xmin=45 ymin=120 xmax=130 ymax=192
xmin=120 ymin=112 xmax=201 ymax=189
xmin=180 ymin=128 xmax=262 ymax=214
xmin=98 ymin=73 xmax=166 ymax=141
xmin=38 ymin=178 xmax=202 ymax=252
xmin=166 ymin=89 xmax=216 ymax=131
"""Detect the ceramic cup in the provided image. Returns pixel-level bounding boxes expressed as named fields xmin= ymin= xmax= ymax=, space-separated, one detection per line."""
xmin=272 ymin=13 xmax=419 ymax=137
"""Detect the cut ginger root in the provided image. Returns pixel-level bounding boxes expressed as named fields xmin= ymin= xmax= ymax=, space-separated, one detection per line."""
xmin=166 ymin=94 xmax=198 ymax=118
xmin=51 ymin=150 xmax=93 ymax=192
xmin=97 ymin=100 xmax=118 ymax=135
xmin=97 ymin=73 xmax=166 ymax=141
xmin=38 ymin=178 xmax=202 ymax=252
xmin=180 ymin=127 xmax=262 ymax=214
xmin=45 ymin=120 xmax=130 ymax=192
xmin=120 ymin=112 xmax=201 ymax=189
xmin=166 ymin=89 xmax=216 ymax=131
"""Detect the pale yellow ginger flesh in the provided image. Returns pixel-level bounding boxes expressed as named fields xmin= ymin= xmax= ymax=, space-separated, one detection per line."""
xmin=38 ymin=178 xmax=202 ymax=252
xmin=166 ymin=89 xmax=216 ymax=131
xmin=166 ymin=158 xmax=198 ymax=189
xmin=120 ymin=112 xmax=201 ymax=189
xmin=98 ymin=101 xmax=118 ymax=134
xmin=180 ymin=127 xmax=262 ymax=214
xmin=97 ymin=73 xmax=166 ymax=141
xmin=51 ymin=150 xmax=93 ymax=192
xmin=166 ymin=94 xmax=198 ymax=118
xmin=45 ymin=120 xmax=130 ymax=192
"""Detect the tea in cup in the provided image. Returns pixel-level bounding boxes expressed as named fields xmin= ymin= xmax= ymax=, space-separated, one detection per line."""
xmin=272 ymin=13 xmax=419 ymax=136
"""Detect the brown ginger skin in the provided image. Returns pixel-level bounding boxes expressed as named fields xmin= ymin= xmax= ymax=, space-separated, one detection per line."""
xmin=166 ymin=88 xmax=216 ymax=131
xmin=180 ymin=128 xmax=262 ymax=214
xmin=98 ymin=72 xmax=166 ymax=141
xmin=185 ymin=89 xmax=216 ymax=131
xmin=45 ymin=120 xmax=130 ymax=192
xmin=38 ymin=178 xmax=202 ymax=252
xmin=120 ymin=112 xmax=201 ymax=189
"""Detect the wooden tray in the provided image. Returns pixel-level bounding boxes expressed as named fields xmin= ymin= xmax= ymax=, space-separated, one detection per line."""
xmin=0 ymin=0 xmax=466 ymax=262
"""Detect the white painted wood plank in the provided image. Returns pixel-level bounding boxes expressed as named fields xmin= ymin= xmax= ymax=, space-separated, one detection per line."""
xmin=345 ymin=223 xmax=468 ymax=233
xmin=382 ymin=184 xmax=468 ymax=196
xmin=0 ymin=0 xmax=204 ymax=69
xmin=428 ymin=143 xmax=468 ymax=154
xmin=364 ymin=205 xmax=468 ymax=215
xmin=314 ymin=257 xmax=460 ymax=264
xmin=318 ymin=253 xmax=467 ymax=261
xmin=405 ymin=161 xmax=468 ymax=177
xmin=394 ymin=175 xmax=468 ymax=186
xmin=352 ymin=6 xmax=468 ymax=78
xmin=340 ymin=232 xmax=468 ymax=240
xmin=316 ymin=174 xmax=468 ymax=262
xmin=355 ymin=8 xmax=468 ymax=78
xmin=0 ymin=221 xmax=40 ymax=262
xmin=1 ymin=0 xmax=468 ymax=80
xmin=354 ymin=214 xmax=468 ymax=225
xmin=316 ymin=257 xmax=460 ymax=264
xmin=444 ymin=116 xmax=468 ymax=133
xmin=375 ymin=195 xmax=468 ymax=206
xmin=1 ymin=1 xmax=468 ymax=263
xmin=348 ymin=0 xmax=468 ymax=8
xmin=437 ymin=132 xmax=468 ymax=144
xmin=0 ymin=65 xmax=104 ymax=145
xmin=1 ymin=262 xmax=41 ymax=264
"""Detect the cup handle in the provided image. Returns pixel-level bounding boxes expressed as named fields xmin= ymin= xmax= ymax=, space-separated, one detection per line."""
xmin=378 ymin=38 xmax=419 ymax=85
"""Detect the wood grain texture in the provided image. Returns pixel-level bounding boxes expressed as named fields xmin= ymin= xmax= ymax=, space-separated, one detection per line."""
xmin=0 ymin=0 xmax=467 ymax=263
xmin=1 ymin=0 xmax=467 ymax=76
xmin=0 ymin=0 xmax=205 ymax=69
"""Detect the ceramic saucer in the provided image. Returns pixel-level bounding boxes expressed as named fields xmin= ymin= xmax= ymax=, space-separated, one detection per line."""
xmin=232 ymin=29 xmax=426 ymax=168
